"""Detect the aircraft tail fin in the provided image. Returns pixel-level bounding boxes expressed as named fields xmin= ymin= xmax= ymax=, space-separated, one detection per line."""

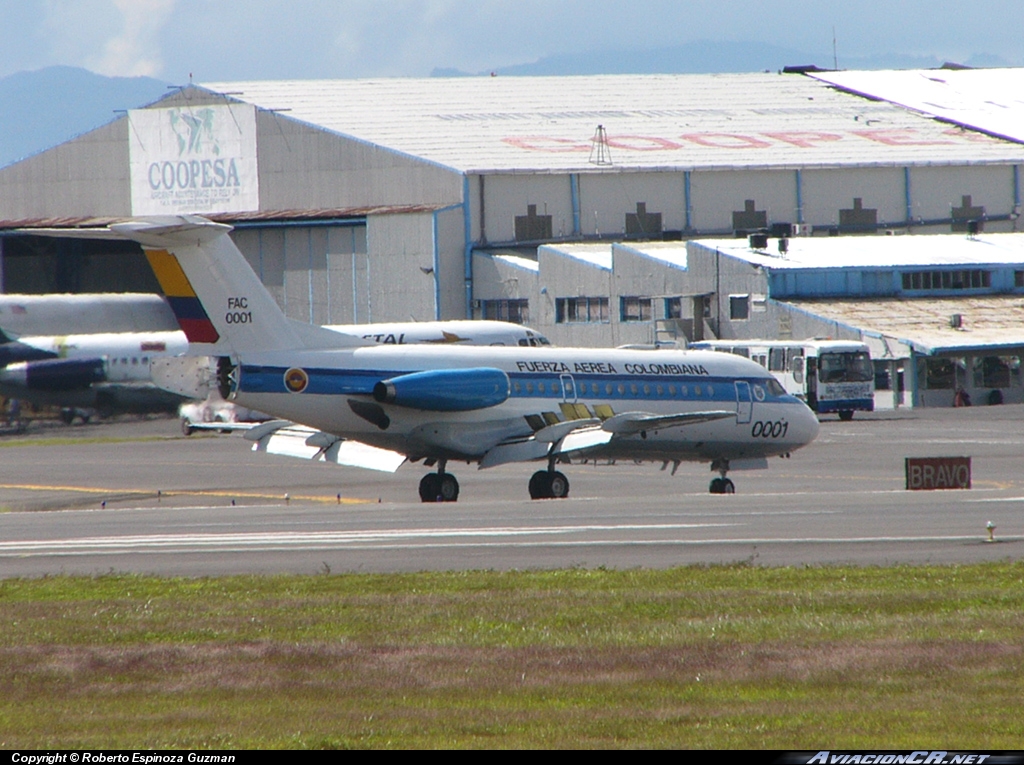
xmin=110 ymin=216 xmax=365 ymax=355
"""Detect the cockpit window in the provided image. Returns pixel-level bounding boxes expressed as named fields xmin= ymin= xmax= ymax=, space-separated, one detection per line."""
xmin=764 ymin=378 xmax=786 ymax=396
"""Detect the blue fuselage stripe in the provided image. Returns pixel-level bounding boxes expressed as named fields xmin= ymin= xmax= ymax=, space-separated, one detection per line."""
xmin=238 ymin=365 xmax=804 ymax=406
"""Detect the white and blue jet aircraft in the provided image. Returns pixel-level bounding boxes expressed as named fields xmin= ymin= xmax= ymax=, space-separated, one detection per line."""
xmin=95 ymin=215 xmax=819 ymax=501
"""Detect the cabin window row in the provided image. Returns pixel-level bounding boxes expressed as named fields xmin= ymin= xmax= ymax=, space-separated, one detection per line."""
xmin=513 ymin=378 xmax=718 ymax=399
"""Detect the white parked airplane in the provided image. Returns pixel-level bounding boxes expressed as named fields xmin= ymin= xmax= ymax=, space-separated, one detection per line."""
xmin=0 ymin=328 xmax=189 ymax=420
xmin=327 ymin=320 xmax=551 ymax=348
xmin=67 ymin=215 xmax=820 ymax=500
xmin=0 ymin=297 xmax=549 ymax=424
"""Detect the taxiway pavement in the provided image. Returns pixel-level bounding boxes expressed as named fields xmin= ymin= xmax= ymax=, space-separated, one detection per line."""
xmin=1 ymin=406 xmax=1022 ymax=576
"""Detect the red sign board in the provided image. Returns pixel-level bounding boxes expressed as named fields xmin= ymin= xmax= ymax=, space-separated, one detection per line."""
xmin=905 ymin=457 xmax=971 ymax=490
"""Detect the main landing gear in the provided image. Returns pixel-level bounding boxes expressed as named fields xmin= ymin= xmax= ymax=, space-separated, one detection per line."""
xmin=417 ymin=458 xmax=571 ymax=502
xmin=529 ymin=469 xmax=570 ymax=499
xmin=528 ymin=454 xmax=570 ymax=500
xmin=419 ymin=459 xmax=459 ymax=503
xmin=709 ymin=458 xmax=735 ymax=494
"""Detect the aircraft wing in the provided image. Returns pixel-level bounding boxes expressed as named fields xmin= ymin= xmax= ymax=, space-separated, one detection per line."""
xmin=243 ymin=421 xmax=407 ymax=473
xmin=183 ymin=421 xmax=258 ymax=434
xmin=478 ymin=409 xmax=736 ymax=469
xmin=600 ymin=409 xmax=736 ymax=434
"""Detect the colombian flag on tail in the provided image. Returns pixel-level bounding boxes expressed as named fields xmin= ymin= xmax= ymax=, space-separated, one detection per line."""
xmin=145 ymin=249 xmax=220 ymax=344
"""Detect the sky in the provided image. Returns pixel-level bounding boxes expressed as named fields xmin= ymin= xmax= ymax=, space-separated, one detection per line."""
xmin=2 ymin=0 xmax=1024 ymax=82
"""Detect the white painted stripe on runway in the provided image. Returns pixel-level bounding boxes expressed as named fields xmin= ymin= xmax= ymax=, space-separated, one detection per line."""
xmin=1 ymin=526 xmax=1019 ymax=557
xmin=0 ymin=522 xmax=739 ymax=553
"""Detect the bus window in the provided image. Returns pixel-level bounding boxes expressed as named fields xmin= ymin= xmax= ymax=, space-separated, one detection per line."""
xmin=785 ymin=347 xmax=803 ymax=370
xmin=769 ymin=347 xmax=786 ymax=372
xmin=792 ymin=356 xmax=804 ymax=384
xmin=818 ymin=352 xmax=874 ymax=383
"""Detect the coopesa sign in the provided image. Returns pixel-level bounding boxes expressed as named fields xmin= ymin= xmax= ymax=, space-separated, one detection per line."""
xmin=129 ymin=104 xmax=258 ymax=215
xmin=147 ymin=157 xmax=241 ymax=192
xmin=905 ymin=457 xmax=971 ymax=490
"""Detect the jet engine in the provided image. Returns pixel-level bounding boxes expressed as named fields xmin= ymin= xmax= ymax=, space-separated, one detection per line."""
xmin=0 ymin=358 xmax=107 ymax=390
xmin=372 ymin=367 xmax=509 ymax=411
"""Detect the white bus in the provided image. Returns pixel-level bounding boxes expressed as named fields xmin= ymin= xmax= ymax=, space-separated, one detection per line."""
xmin=690 ymin=339 xmax=874 ymax=420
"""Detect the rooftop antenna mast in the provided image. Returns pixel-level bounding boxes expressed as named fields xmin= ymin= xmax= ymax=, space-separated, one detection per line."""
xmin=589 ymin=124 xmax=612 ymax=166
xmin=833 ymin=27 xmax=838 ymax=70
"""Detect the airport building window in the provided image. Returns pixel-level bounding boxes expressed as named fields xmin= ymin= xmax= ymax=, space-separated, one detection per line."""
xmin=973 ymin=356 xmax=1020 ymax=389
xmin=620 ymin=296 xmax=652 ymax=322
xmin=901 ymin=269 xmax=991 ymax=291
xmin=556 ymin=297 xmax=609 ymax=323
xmin=481 ymin=298 xmax=529 ymax=324
xmin=664 ymin=296 xmax=682 ymax=319
xmin=917 ymin=357 xmax=963 ymax=390
xmin=729 ymin=294 xmax=750 ymax=320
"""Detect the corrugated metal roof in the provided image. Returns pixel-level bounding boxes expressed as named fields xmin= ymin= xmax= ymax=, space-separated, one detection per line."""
xmin=0 ymin=205 xmax=437 ymax=231
xmin=539 ymin=243 xmax=613 ymax=270
xmin=786 ymin=296 xmax=1024 ymax=354
xmin=200 ymin=73 xmax=1024 ymax=174
xmin=616 ymin=241 xmax=689 ymax=270
xmin=698 ymin=233 xmax=1024 ymax=270
xmin=810 ymin=68 xmax=1024 ymax=145
xmin=489 ymin=253 xmax=539 ymax=273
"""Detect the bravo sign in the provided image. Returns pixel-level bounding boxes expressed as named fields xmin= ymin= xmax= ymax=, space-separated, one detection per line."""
xmin=905 ymin=456 xmax=971 ymax=490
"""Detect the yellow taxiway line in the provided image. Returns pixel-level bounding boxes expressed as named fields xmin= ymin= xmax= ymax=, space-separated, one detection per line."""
xmin=0 ymin=483 xmax=370 ymax=505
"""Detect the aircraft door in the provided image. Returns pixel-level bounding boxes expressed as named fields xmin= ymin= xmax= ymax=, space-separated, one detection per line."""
xmin=559 ymin=374 xmax=577 ymax=402
xmin=734 ymin=380 xmax=753 ymax=424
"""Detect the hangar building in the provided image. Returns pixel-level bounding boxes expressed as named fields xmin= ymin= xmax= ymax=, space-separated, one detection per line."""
xmin=3 ymin=70 xmax=1024 ymax=333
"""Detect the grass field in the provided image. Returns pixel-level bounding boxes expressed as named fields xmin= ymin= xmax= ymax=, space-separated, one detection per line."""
xmin=1 ymin=563 xmax=1022 ymax=749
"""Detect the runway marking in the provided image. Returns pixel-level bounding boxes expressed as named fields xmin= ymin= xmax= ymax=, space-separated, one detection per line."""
xmin=0 ymin=482 xmax=370 ymax=505
xmin=1 ymin=524 xmax=1019 ymax=557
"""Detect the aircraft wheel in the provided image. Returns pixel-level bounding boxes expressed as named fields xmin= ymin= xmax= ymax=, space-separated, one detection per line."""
xmin=529 ymin=470 xmax=551 ymax=499
xmin=439 ymin=473 xmax=460 ymax=502
xmin=838 ymin=410 xmax=854 ymax=421
xmin=721 ymin=478 xmax=735 ymax=494
xmin=709 ymin=477 xmax=725 ymax=494
xmin=60 ymin=408 xmax=75 ymax=425
xmin=548 ymin=471 xmax=570 ymax=499
xmin=419 ymin=473 xmax=441 ymax=503
xmin=181 ymin=418 xmax=195 ymax=436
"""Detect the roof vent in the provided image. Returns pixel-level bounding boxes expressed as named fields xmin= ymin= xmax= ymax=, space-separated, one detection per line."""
xmin=950 ymin=313 xmax=963 ymax=329
xmin=749 ymin=233 xmax=768 ymax=249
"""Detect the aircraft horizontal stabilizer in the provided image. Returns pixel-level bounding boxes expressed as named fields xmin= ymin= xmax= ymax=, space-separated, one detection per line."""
xmin=110 ymin=216 xmax=233 ymax=247
xmin=601 ymin=410 xmax=735 ymax=434
xmin=246 ymin=422 xmax=405 ymax=472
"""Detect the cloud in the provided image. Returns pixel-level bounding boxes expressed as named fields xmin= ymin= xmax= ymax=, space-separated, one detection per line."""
xmin=87 ymin=0 xmax=177 ymax=77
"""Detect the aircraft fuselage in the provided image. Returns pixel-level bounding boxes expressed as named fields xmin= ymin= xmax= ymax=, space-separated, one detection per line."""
xmin=230 ymin=344 xmax=819 ymax=464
